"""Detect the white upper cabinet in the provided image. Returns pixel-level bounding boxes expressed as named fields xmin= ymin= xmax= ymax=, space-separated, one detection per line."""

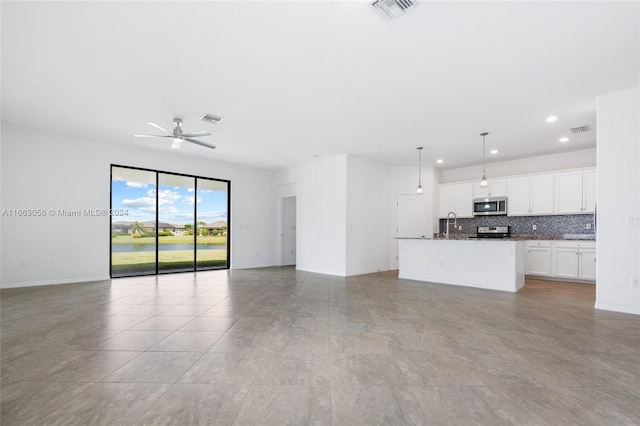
xmin=439 ymin=183 xmax=473 ymax=218
xmin=438 ymin=167 xmax=595 ymax=218
xmin=506 ymin=174 xmax=553 ymax=216
xmin=554 ymin=168 xmax=596 ymax=214
xmin=506 ymin=177 xmax=531 ymax=215
xmin=456 ymin=183 xmax=473 ymax=217
xmin=530 ymin=174 xmax=554 ymax=215
xmin=439 ymin=185 xmax=456 ymax=218
xmin=583 ymin=169 xmax=597 ymax=213
xmin=472 ymin=179 xmax=507 ymax=199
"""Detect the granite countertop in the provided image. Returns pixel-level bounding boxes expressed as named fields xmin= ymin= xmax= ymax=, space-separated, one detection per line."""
xmin=397 ymin=234 xmax=595 ymax=241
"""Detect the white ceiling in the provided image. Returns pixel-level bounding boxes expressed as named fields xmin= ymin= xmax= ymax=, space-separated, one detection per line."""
xmin=2 ymin=1 xmax=638 ymax=170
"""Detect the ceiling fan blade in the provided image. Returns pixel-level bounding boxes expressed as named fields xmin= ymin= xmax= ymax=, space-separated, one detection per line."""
xmin=146 ymin=122 xmax=173 ymax=135
xmin=182 ymin=130 xmax=211 ymax=138
xmin=133 ymin=134 xmax=172 ymax=138
xmin=184 ymin=138 xmax=216 ymax=150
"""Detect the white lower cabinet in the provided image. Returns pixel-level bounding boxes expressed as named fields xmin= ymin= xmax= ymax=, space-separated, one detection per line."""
xmin=552 ymin=248 xmax=581 ymax=279
xmin=525 ymin=241 xmax=552 ymax=276
xmin=551 ymin=241 xmax=596 ymax=281
xmin=578 ymin=249 xmax=597 ymax=281
xmin=525 ymin=240 xmax=595 ymax=282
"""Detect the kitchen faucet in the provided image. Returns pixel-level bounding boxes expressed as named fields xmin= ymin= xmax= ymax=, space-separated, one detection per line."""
xmin=446 ymin=211 xmax=457 ymax=239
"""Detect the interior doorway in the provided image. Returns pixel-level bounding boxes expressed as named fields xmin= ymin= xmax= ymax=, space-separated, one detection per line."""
xmin=281 ymin=196 xmax=297 ymax=266
xmin=396 ymin=194 xmax=426 ymax=238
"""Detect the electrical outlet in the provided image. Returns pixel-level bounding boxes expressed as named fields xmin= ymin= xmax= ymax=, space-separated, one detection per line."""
xmin=18 ymin=259 xmax=27 ymax=268
xmin=458 ymin=226 xmax=462 ymax=231
xmin=586 ymin=223 xmax=592 ymax=230
xmin=632 ymin=277 xmax=640 ymax=288
xmin=532 ymin=224 xmax=537 ymax=231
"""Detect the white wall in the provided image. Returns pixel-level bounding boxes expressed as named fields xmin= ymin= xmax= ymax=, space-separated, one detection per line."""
xmin=388 ymin=166 xmax=438 ymax=269
xmin=274 ymin=155 xmax=347 ymax=276
xmin=0 ymin=123 xmax=277 ymax=288
xmin=441 ymin=148 xmax=597 ymax=183
xmin=596 ymin=87 xmax=640 ymax=315
xmin=345 ymin=155 xmax=390 ymax=276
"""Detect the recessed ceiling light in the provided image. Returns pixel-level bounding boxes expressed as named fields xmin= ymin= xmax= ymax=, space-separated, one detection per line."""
xmin=546 ymin=116 xmax=558 ymax=123
xmin=490 ymin=149 xmax=498 ymax=155
xmin=559 ymin=137 xmax=570 ymax=143
xmin=436 ymin=159 xmax=444 ymax=164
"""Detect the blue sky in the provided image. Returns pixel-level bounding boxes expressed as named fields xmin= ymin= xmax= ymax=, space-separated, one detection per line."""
xmin=112 ymin=180 xmax=228 ymax=225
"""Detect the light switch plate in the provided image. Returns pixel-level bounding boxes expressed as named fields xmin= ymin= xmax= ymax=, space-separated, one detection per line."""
xmin=626 ymin=216 xmax=640 ymax=226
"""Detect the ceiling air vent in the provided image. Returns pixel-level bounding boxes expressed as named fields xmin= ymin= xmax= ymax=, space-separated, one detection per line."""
xmin=569 ymin=125 xmax=591 ymax=134
xmin=370 ymin=0 xmax=418 ymax=22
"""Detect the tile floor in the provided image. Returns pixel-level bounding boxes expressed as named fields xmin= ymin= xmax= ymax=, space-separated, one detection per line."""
xmin=1 ymin=267 xmax=639 ymax=425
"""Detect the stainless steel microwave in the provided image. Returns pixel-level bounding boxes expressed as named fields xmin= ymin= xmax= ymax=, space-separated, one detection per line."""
xmin=473 ymin=197 xmax=507 ymax=216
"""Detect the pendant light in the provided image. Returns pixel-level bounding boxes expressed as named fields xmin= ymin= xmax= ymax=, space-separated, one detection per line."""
xmin=416 ymin=146 xmax=424 ymax=194
xmin=480 ymin=132 xmax=489 ymax=187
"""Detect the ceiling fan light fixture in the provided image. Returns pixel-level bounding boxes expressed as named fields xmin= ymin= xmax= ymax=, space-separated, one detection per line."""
xmin=135 ymin=117 xmax=217 ymax=150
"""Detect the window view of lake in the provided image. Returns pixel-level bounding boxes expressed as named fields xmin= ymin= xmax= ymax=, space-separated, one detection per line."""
xmin=110 ymin=166 xmax=229 ymax=276
xmin=111 ymin=243 xmax=227 ymax=252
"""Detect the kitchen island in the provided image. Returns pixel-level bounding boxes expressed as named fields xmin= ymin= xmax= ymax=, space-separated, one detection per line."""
xmin=398 ymin=238 xmax=525 ymax=292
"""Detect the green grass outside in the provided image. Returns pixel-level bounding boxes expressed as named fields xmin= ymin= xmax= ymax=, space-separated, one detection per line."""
xmin=111 ymin=249 xmax=228 ymax=275
xmin=111 ymin=234 xmax=226 ymax=245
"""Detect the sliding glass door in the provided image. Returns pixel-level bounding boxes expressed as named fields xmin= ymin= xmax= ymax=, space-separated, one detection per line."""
xmin=158 ymin=173 xmax=195 ymax=273
xmin=111 ymin=167 xmax=158 ymax=276
xmin=196 ymin=178 xmax=229 ymax=269
xmin=111 ymin=165 xmax=230 ymax=277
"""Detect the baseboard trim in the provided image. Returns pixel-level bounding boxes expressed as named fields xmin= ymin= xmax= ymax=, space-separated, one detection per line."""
xmin=595 ymin=301 xmax=640 ymax=315
xmin=1 ymin=276 xmax=110 ymax=289
xmin=525 ymin=275 xmax=595 ymax=284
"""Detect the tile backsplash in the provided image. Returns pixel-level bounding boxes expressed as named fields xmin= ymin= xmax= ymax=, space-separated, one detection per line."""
xmin=439 ymin=214 xmax=596 ymax=237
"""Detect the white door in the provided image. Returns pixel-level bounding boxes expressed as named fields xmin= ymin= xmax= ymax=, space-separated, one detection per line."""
xmin=394 ymin=194 xmax=426 ymax=270
xmin=282 ymin=196 xmax=296 ymax=265
xmin=396 ymin=195 xmax=426 ymax=238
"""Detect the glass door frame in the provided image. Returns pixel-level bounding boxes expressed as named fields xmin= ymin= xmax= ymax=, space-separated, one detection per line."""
xmin=110 ymin=164 xmax=231 ymax=278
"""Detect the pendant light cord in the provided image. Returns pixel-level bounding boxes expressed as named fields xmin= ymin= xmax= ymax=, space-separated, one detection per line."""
xmin=418 ymin=148 xmax=422 ymax=185
xmin=416 ymin=147 xmax=424 ymax=194
xmin=482 ymin=134 xmax=486 ymax=175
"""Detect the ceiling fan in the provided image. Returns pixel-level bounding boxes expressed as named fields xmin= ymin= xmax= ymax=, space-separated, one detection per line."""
xmin=134 ymin=116 xmax=220 ymax=150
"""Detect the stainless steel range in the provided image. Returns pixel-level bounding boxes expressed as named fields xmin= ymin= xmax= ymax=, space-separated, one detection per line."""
xmin=476 ymin=226 xmax=511 ymax=238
